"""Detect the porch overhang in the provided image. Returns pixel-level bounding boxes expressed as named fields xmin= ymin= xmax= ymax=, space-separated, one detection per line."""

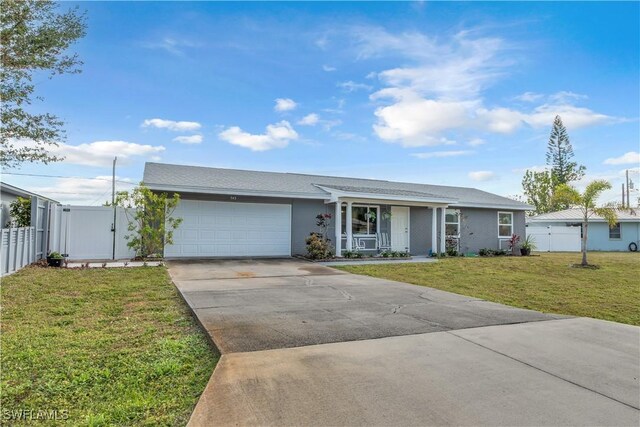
xmin=316 ymin=184 xmax=454 ymax=257
xmin=314 ymin=184 xmax=457 ymax=207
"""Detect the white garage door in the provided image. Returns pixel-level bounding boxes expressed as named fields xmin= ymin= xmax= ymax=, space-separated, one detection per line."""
xmin=165 ymin=200 xmax=291 ymax=257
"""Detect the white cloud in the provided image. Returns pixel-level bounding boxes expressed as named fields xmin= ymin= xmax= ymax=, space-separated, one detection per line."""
xmin=140 ymin=37 xmax=201 ymax=56
xmin=338 ymin=81 xmax=373 ymax=92
xmin=315 ymin=35 xmax=329 ymax=50
xmin=518 ymin=103 xmax=610 ymax=129
xmin=142 ymin=118 xmax=201 ymax=132
xmin=353 ymin=27 xmax=616 ymax=147
xmin=173 ymin=135 xmax=203 ymax=144
xmin=274 ymin=98 xmax=297 ymax=112
xmin=468 ymin=170 xmax=496 ymax=181
xmin=549 ymin=91 xmax=588 ymax=103
xmin=604 ymin=151 xmax=640 ymax=165
xmin=322 ymin=65 xmax=337 ymax=72
xmin=298 ymin=113 xmax=320 ymax=126
xmin=468 ymin=138 xmax=486 ymax=147
xmin=356 ymin=27 xmax=512 ymax=99
xmin=11 ymin=139 xmax=165 ymax=167
xmin=515 ymin=92 xmax=544 ymax=102
xmin=411 ymin=150 xmax=473 ymax=159
xmin=372 ymin=97 xmax=476 ymax=146
xmin=30 ymin=176 xmax=135 ymax=205
xmin=219 ymin=120 xmax=298 ymax=151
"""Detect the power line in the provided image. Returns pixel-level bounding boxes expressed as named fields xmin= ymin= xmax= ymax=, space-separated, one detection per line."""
xmin=1 ymin=172 xmax=138 ymax=185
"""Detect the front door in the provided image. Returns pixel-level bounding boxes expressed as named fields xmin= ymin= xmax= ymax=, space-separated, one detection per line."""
xmin=391 ymin=207 xmax=409 ymax=252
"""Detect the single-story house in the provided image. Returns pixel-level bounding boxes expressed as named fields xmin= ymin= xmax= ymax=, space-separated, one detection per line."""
xmin=143 ymin=162 xmax=533 ymax=258
xmin=0 ymin=182 xmax=58 ymax=228
xmin=527 ymin=208 xmax=640 ymax=251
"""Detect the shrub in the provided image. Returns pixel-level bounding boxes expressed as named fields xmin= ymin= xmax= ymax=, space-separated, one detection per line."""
xmin=8 ymin=197 xmax=30 ymax=227
xmin=114 ymin=184 xmax=182 ymax=258
xmin=305 ymin=233 xmax=333 ymax=260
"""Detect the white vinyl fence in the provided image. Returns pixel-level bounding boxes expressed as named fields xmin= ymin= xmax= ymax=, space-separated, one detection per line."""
xmin=1 ymin=227 xmax=36 ymax=276
xmin=1 ymin=200 xmax=139 ymax=276
xmin=48 ymin=205 xmax=137 ymax=260
xmin=526 ymin=226 xmax=581 ymax=252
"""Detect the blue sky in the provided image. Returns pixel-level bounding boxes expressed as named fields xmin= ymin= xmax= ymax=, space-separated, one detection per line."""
xmin=5 ymin=1 xmax=639 ymax=205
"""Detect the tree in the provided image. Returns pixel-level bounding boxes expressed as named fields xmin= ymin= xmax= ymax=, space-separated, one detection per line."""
xmin=522 ymin=115 xmax=587 ymax=214
xmin=553 ymin=180 xmax=617 ymax=266
xmin=8 ymin=196 xmax=30 ymax=227
xmin=113 ymin=184 xmax=183 ymax=258
xmin=546 ymin=115 xmax=586 ymax=186
xmin=1 ymin=0 xmax=86 ymax=168
xmin=521 ymin=170 xmax=555 ymax=215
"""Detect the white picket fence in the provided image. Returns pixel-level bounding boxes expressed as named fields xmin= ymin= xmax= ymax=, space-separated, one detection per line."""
xmin=1 ymin=227 xmax=36 ymax=276
xmin=526 ymin=226 xmax=581 ymax=252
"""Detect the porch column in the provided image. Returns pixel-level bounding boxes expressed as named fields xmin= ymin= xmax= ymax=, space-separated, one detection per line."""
xmin=440 ymin=207 xmax=446 ymax=254
xmin=431 ymin=207 xmax=438 ymax=254
xmin=334 ymin=201 xmax=342 ymax=257
xmin=345 ymin=201 xmax=353 ymax=251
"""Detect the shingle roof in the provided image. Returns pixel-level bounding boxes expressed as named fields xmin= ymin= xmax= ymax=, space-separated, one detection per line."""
xmin=316 ymin=184 xmax=451 ymax=200
xmin=143 ymin=162 xmax=532 ymax=210
xmin=529 ymin=208 xmax=640 ymax=222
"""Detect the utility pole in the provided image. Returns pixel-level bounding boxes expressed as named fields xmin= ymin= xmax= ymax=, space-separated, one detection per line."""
xmin=622 ymin=183 xmax=626 ymax=208
xmin=626 ymin=169 xmax=630 ymax=209
xmin=112 ymin=157 xmax=117 ymax=260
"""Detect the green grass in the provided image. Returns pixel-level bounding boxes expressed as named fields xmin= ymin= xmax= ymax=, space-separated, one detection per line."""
xmin=1 ymin=266 xmax=217 ymax=426
xmin=337 ymin=252 xmax=640 ymax=326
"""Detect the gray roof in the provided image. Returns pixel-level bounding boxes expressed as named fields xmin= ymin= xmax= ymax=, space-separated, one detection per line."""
xmin=1 ymin=181 xmax=58 ymax=203
xmin=529 ymin=208 xmax=640 ymax=222
xmin=143 ymin=162 xmax=532 ymax=210
xmin=316 ymin=184 xmax=451 ymax=200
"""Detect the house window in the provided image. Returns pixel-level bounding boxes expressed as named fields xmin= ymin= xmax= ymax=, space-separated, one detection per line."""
xmin=340 ymin=205 xmax=379 ymax=235
xmin=353 ymin=206 xmax=378 ymax=235
xmin=445 ymin=209 xmax=460 ymax=236
xmin=609 ymin=222 xmax=621 ymax=239
xmin=498 ymin=212 xmax=513 ymax=238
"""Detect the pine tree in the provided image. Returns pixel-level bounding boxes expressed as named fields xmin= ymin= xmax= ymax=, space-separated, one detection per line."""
xmin=545 ymin=115 xmax=585 ymax=186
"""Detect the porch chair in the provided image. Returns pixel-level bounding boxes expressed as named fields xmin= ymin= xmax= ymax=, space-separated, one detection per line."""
xmin=377 ymin=232 xmax=391 ymax=252
xmin=352 ymin=237 xmax=366 ymax=252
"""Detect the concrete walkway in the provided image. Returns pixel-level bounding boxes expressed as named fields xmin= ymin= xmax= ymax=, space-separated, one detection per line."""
xmin=318 ymin=255 xmax=436 ymax=266
xmin=168 ymin=258 xmax=640 ymax=426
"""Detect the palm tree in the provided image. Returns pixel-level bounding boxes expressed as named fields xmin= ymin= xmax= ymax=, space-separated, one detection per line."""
xmin=553 ymin=180 xmax=618 ymax=266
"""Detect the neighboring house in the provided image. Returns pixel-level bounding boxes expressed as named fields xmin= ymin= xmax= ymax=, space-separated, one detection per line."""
xmin=0 ymin=182 xmax=58 ymax=228
xmin=528 ymin=208 xmax=640 ymax=251
xmin=143 ymin=162 xmax=533 ymax=258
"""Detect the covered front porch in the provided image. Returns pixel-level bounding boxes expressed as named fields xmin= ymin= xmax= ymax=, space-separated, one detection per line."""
xmin=316 ymin=185 xmax=457 ymax=257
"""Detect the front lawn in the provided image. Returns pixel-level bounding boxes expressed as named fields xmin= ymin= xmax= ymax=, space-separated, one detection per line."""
xmin=1 ymin=266 xmax=217 ymax=426
xmin=337 ymin=252 xmax=640 ymax=326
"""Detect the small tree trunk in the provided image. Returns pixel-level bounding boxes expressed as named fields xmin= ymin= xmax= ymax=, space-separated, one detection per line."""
xmin=581 ymin=221 xmax=588 ymax=266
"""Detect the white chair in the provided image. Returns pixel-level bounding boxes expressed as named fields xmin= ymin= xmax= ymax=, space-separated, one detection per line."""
xmin=352 ymin=237 xmax=366 ymax=251
xmin=377 ymin=232 xmax=391 ymax=252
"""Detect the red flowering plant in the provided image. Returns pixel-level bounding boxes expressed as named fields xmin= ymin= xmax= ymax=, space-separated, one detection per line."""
xmin=507 ymin=233 xmax=521 ymax=255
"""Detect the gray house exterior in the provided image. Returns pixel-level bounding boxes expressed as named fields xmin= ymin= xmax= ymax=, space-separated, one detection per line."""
xmin=143 ymin=162 xmax=531 ymax=258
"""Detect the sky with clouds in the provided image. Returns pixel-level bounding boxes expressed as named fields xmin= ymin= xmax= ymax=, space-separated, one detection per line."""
xmin=3 ymin=1 xmax=639 ymax=205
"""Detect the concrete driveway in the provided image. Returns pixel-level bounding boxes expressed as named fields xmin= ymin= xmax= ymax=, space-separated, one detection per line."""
xmin=168 ymin=258 xmax=640 ymax=426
